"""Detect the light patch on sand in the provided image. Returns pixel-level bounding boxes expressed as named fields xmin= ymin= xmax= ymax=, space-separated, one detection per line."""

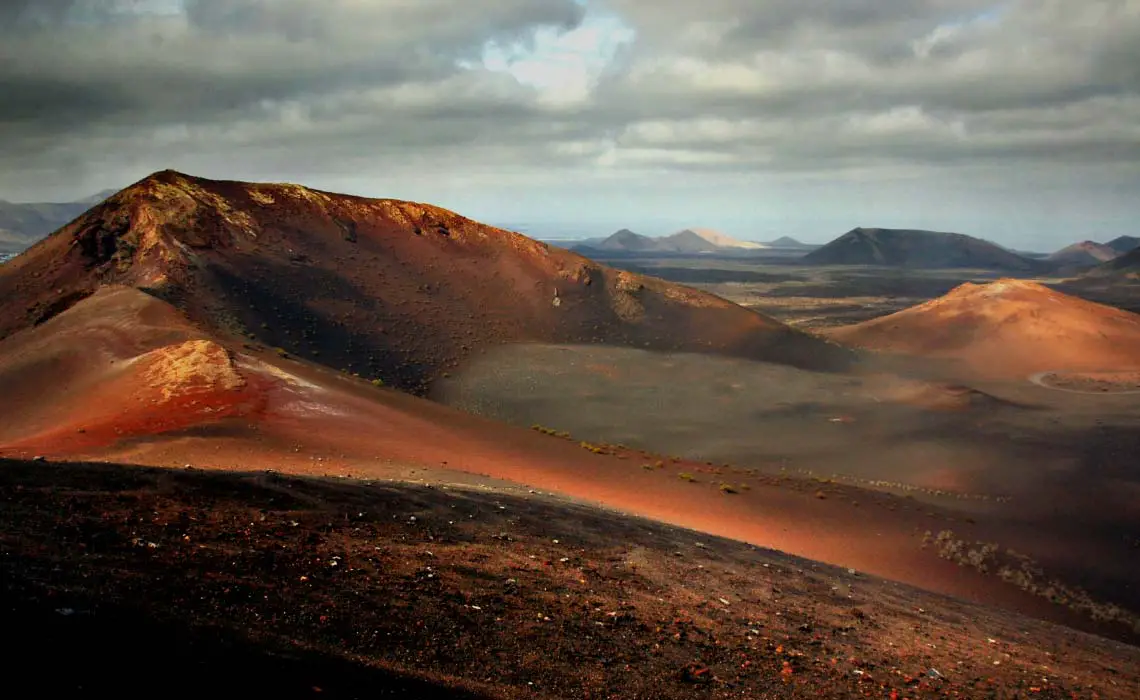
xmin=277 ymin=399 xmax=349 ymax=418
xmin=247 ymin=189 xmax=276 ymax=206
xmin=140 ymin=340 xmax=245 ymax=401
xmin=242 ymin=358 xmax=324 ymax=391
xmin=276 ymin=183 xmax=331 ymax=208
xmin=150 ymin=177 xmax=259 ymax=238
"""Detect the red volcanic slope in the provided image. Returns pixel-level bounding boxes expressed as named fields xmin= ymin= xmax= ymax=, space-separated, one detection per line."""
xmin=0 ymin=286 xmax=1088 ymax=634
xmin=827 ymin=279 xmax=1140 ymax=377
xmin=0 ymin=204 xmax=1136 ymax=640
xmin=0 ymin=170 xmax=852 ymax=392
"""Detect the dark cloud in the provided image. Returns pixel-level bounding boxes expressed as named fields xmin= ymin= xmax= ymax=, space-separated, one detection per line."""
xmin=0 ymin=0 xmax=1137 ymax=238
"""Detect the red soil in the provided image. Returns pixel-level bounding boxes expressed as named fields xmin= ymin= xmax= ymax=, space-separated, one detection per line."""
xmin=827 ymin=279 xmax=1140 ymax=377
xmin=0 ymin=173 xmax=1134 ymax=644
xmin=0 ymin=288 xmax=1123 ymax=641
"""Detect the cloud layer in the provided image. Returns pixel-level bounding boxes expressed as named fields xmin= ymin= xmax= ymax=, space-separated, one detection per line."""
xmin=1 ymin=0 xmax=1137 ymax=246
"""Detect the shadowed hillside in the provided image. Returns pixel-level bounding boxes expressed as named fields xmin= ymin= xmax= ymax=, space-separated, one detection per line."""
xmin=805 ymin=227 xmax=1043 ymax=271
xmin=0 ymin=170 xmax=854 ymax=393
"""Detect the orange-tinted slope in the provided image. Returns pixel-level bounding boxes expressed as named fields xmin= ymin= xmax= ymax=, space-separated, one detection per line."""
xmin=0 ymin=283 xmax=1135 ymax=640
xmin=0 ymin=170 xmax=853 ymax=392
xmin=0 ymin=286 xmax=269 ymax=449
xmin=0 ymin=288 xmax=931 ymax=586
xmin=826 ymin=279 xmax=1140 ymax=377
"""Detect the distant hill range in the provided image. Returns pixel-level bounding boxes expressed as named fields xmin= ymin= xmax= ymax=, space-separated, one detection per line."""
xmin=1104 ymin=236 xmax=1140 ymax=255
xmin=1084 ymin=246 xmax=1140 ymax=281
xmin=1047 ymin=241 xmax=1120 ymax=268
xmin=0 ymin=189 xmax=117 ymax=255
xmin=574 ymin=228 xmax=769 ymax=254
xmin=763 ymin=236 xmax=815 ymax=249
xmin=1049 ymin=236 xmax=1140 ymax=274
xmin=804 ymin=227 xmax=1043 ymax=271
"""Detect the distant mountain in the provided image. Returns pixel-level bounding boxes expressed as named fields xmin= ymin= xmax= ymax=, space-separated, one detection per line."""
xmin=596 ymin=229 xmax=666 ymax=252
xmin=1084 ymin=246 xmax=1140 ymax=280
xmin=764 ymin=236 xmax=816 ymax=249
xmin=658 ymin=229 xmax=723 ymax=253
xmin=803 ymin=227 xmax=1042 ymax=271
xmin=1104 ymin=236 xmax=1140 ymax=255
xmin=0 ymin=189 xmax=116 ymax=254
xmin=674 ymin=228 xmax=767 ymax=250
xmin=1047 ymin=241 xmax=1119 ymax=268
xmin=575 ymin=227 xmax=766 ymax=254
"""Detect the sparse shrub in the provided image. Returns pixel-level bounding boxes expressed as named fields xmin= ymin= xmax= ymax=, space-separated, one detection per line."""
xmin=719 ymin=483 xmax=738 ymax=494
xmin=371 ymin=378 xmax=384 ymax=387
xmin=814 ymin=490 xmax=827 ymax=500
xmin=678 ymin=473 xmax=696 ymax=482
xmin=274 ymin=347 xmax=289 ymax=358
xmin=925 ymin=529 xmax=1140 ymax=633
xmin=641 ymin=464 xmax=655 ymax=471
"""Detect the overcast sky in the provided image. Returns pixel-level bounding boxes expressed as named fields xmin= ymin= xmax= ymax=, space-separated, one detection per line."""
xmin=1 ymin=0 xmax=1138 ymax=248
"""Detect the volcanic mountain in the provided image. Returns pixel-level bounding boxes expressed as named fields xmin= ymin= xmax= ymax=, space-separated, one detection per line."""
xmin=0 ymin=170 xmax=852 ymax=398
xmin=826 ymin=279 xmax=1140 ymax=377
xmin=763 ymin=235 xmax=814 ymax=249
xmin=675 ymin=227 xmax=766 ymax=250
xmin=804 ymin=227 xmax=1042 ymax=271
xmin=1084 ymin=246 xmax=1140 ymax=281
xmin=1104 ymin=235 xmax=1140 ymax=255
xmin=1048 ymin=240 xmax=1119 ymax=268
xmin=576 ymin=227 xmax=766 ymax=254
xmin=593 ymin=228 xmax=664 ymax=252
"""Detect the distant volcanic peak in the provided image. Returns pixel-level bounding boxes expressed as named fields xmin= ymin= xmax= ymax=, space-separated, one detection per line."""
xmin=678 ymin=227 xmax=766 ymax=249
xmin=807 ymin=227 xmax=1039 ymax=271
xmin=598 ymin=229 xmax=661 ymax=251
xmin=1049 ymin=240 xmax=1118 ymax=264
xmin=1104 ymin=235 xmax=1140 ymax=254
xmin=767 ymin=236 xmax=806 ymax=247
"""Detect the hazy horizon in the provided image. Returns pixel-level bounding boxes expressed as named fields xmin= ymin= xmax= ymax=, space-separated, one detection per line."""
xmin=3 ymin=1 xmax=1138 ymax=251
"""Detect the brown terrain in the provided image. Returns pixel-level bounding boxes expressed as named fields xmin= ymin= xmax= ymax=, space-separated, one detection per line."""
xmin=826 ymin=279 xmax=1140 ymax=379
xmin=4 ymin=458 xmax=1139 ymax=699
xmin=1 ymin=170 xmax=1138 ymax=693
xmin=1048 ymin=241 xmax=1120 ymax=268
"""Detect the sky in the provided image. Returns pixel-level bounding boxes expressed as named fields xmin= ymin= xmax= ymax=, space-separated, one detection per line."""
xmin=1 ymin=0 xmax=1138 ymax=249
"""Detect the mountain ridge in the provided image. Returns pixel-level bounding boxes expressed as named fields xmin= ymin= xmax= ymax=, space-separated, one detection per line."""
xmin=804 ymin=227 xmax=1043 ymax=271
xmin=0 ymin=169 xmax=855 ymax=394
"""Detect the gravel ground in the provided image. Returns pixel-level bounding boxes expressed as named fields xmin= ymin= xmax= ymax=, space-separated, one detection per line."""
xmin=2 ymin=458 xmax=1137 ymax=699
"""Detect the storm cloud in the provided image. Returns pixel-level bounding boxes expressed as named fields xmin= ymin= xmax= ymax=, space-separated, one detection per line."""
xmin=1 ymin=0 xmax=1137 ymax=247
